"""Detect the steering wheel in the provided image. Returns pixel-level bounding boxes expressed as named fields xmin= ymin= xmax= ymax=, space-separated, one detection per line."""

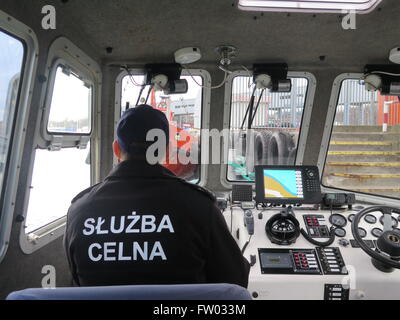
xmin=352 ymin=206 xmax=400 ymax=272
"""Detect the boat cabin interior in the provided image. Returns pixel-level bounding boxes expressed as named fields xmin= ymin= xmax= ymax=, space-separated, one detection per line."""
xmin=0 ymin=0 xmax=400 ymax=301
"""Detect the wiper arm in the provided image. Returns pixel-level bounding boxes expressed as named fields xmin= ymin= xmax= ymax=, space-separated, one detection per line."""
xmin=240 ymin=86 xmax=257 ymax=130
xmin=240 ymin=87 xmax=265 ymax=130
xmin=250 ymin=89 xmax=266 ymax=127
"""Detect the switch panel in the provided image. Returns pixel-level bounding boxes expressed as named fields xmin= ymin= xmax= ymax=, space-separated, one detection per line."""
xmin=316 ymin=247 xmax=348 ymax=275
xmin=324 ymin=284 xmax=350 ymax=300
xmin=303 ymin=215 xmax=330 ymax=238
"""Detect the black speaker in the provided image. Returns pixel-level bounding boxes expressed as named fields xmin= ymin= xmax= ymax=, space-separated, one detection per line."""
xmin=231 ymin=185 xmax=253 ymax=203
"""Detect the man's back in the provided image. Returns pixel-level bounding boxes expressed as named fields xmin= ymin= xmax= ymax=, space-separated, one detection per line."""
xmin=64 ymin=159 xmax=250 ymax=287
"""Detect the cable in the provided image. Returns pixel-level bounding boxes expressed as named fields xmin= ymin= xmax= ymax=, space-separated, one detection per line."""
xmin=300 ymin=227 xmax=336 ymax=247
xmin=123 ymin=66 xmax=145 ymax=87
xmin=241 ymin=235 xmax=253 ymax=255
xmin=218 ymin=65 xmax=233 ymax=74
xmin=370 ymin=71 xmax=400 ymax=77
xmin=240 ymin=65 xmax=253 ymax=88
xmin=182 ymin=65 xmax=228 ymax=89
xmin=230 ymin=206 xmax=233 ymax=233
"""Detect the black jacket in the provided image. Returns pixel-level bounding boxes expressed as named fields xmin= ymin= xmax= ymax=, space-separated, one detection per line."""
xmin=64 ymin=159 xmax=250 ymax=288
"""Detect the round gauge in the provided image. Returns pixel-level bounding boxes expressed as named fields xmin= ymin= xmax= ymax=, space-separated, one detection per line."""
xmin=364 ymin=214 xmax=377 ymax=224
xmin=334 ymin=228 xmax=346 ymax=238
xmin=329 ymin=214 xmax=347 ymax=228
xmin=379 ymin=216 xmax=399 ymax=229
xmin=348 ymin=214 xmax=355 ymax=223
xmin=371 ymin=228 xmax=383 ymax=238
xmin=358 ymin=227 xmax=367 ymax=238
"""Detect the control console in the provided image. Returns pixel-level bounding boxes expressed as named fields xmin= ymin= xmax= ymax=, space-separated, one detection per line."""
xmin=223 ymin=165 xmax=400 ymax=300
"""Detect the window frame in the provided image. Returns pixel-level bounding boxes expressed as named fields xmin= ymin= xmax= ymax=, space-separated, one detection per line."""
xmin=221 ymin=70 xmax=316 ymax=188
xmin=39 ymin=58 xmax=95 ymax=148
xmin=318 ymin=73 xmax=400 ymax=207
xmin=45 ymin=62 xmax=94 ymax=137
xmin=0 ymin=10 xmax=39 ymax=264
xmin=19 ymin=37 xmax=102 ymax=255
xmin=115 ymin=69 xmax=212 ymax=187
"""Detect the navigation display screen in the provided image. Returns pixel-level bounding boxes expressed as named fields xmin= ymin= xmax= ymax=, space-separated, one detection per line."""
xmin=263 ymin=169 xmax=304 ymax=199
xmin=255 ymin=165 xmax=322 ymax=204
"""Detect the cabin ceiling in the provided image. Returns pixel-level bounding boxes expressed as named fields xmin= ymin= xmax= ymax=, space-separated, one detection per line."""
xmin=2 ymin=0 xmax=400 ymax=69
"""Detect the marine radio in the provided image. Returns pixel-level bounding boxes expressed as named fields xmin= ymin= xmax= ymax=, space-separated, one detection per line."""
xmin=321 ymin=193 xmax=356 ymax=210
xmin=255 ymin=165 xmax=322 ymax=205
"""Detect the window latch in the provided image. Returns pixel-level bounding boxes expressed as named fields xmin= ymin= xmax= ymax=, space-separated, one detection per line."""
xmin=77 ymin=136 xmax=90 ymax=150
xmin=48 ymin=136 xmax=63 ymax=151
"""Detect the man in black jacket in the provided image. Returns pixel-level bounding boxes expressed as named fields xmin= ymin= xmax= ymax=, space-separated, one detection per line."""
xmin=64 ymin=105 xmax=250 ymax=288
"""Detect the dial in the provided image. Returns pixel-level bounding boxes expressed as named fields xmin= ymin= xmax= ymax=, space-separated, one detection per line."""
xmin=358 ymin=227 xmax=367 ymax=238
xmin=364 ymin=214 xmax=377 ymax=224
xmin=307 ymin=169 xmax=316 ymax=179
xmin=334 ymin=228 xmax=346 ymax=238
xmin=379 ymin=216 xmax=399 ymax=229
xmin=371 ymin=228 xmax=383 ymax=238
xmin=348 ymin=214 xmax=355 ymax=223
xmin=329 ymin=214 xmax=347 ymax=228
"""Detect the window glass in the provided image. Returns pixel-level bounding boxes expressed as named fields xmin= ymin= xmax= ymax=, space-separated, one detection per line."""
xmin=228 ymin=76 xmax=309 ymax=182
xmin=0 ymin=30 xmax=25 ymax=196
xmin=25 ymin=146 xmax=91 ymax=233
xmin=121 ymin=74 xmax=203 ymax=184
xmin=47 ymin=66 xmax=92 ymax=134
xmin=322 ymin=79 xmax=400 ymax=199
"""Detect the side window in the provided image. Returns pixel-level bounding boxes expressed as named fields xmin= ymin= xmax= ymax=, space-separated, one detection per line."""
xmin=322 ymin=79 xmax=400 ymax=200
xmin=0 ymin=30 xmax=25 ymax=205
xmin=121 ymin=73 xmax=203 ymax=184
xmin=227 ymin=76 xmax=309 ymax=182
xmin=47 ymin=66 xmax=92 ymax=134
xmin=24 ymin=63 xmax=92 ymax=234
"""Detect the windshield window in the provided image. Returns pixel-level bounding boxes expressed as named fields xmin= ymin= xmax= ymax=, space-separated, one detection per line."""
xmin=228 ymin=76 xmax=309 ymax=182
xmin=121 ymin=74 xmax=203 ymax=184
xmin=322 ymin=79 xmax=400 ymax=200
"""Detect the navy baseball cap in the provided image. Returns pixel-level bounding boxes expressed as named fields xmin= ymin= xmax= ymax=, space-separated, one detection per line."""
xmin=117 ymin=105 xmax=170 ymax=154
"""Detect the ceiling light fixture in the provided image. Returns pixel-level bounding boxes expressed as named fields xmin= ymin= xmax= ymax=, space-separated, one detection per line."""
xmin=238 ymin=0 xmax=382 ymax=14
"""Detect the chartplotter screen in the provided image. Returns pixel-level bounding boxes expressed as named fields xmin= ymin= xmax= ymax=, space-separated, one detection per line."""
xmin=262 ymin=169 xmax=304 ymax=199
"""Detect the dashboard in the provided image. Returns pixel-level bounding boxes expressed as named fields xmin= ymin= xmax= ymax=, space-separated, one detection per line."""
xmin=220 ymin=165 xmax=400 ymax=300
